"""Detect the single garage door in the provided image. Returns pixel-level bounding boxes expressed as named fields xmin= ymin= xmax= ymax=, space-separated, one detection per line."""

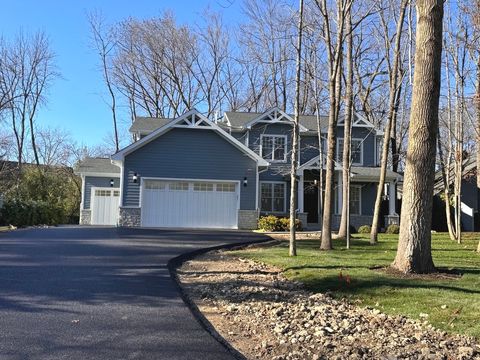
xmin=141 ymin=179 xmax=239 ymax=229
xmin=91 ymin=188 xmax=120 ymax=225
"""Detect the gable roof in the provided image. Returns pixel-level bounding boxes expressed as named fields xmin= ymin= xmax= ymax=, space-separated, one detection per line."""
xmin=129 ymin=117 xmax=172 ymax=135
xmin=113 ymin=109 xmax=270 ymax=166
xmin=74 ymin=157 xmax=121 ymax=176
xmin=223 ymin=108 xmax=329 ymax=132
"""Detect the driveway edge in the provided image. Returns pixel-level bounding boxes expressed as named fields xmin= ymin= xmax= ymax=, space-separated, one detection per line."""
xmin=167 ymin=236 xmax=279 ymax=360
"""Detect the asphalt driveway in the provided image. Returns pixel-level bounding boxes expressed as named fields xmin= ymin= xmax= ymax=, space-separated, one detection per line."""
xmin=0 ymin=226 xmax=268 ymax=360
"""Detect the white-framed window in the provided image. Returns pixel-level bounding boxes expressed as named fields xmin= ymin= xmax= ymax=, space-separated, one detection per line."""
xmin=260 ymin=135 xmax=287 ymax=162
xmin=193 ymin=182 xmax=214 ymax=192
xmin=350 ymin=185 xmax=361 ymax=215
xmin=335 ymin=184 xmax=362 ymax=215
xmin=337 ymin=138 xmax=363 ymax=165
xmin=260 ymin=182 xmax=286 ymax=212
xmin=95 ymin=189 xmax=111 ymax=197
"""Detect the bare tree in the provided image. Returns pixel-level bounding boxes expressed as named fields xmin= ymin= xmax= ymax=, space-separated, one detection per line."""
xmin=289 ymin=0 xmax=304 ymax=257
xmin=1 ymin=32 xmax=56 ymax=168
xmin=336 ymin=4 xmax=354 ymax=241
xmin=88 ymin=11 xmax=120 ymax=152
xmin=393 ymin=0 xmax=444 ymax=274
xmin=315 ymin=0 xmax=352 ymax=250
xmin=370 ymin=0 xmax=409 ymax=244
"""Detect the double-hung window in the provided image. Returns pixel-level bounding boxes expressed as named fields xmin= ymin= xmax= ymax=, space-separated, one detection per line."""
xmin=261 ymin=135 xmax=287 ymax=162
xmin=337 ymin=138 xmax=363 ymax=165
xmin=260 ymin=182 xmax=285 ymax=212
xmin=349 ymin=185 xmax=361 ymax=215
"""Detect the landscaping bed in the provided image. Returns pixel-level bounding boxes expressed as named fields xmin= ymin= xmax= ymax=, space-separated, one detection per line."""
xmin=177 ymin=249 xmax=479 ymax=360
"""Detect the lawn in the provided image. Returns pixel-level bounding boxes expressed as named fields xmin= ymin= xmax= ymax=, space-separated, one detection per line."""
xmin=232 ymin=232 xmax=480 ymax=338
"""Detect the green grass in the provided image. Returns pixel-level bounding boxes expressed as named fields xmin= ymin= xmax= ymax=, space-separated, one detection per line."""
xmin=232 ymin=233 xmax=480 ymax=338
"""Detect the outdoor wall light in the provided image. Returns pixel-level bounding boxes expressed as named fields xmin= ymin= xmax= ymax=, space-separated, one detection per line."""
xmin=133 ymin=173 xmax=138 ymax=183
xmin=243 ymin=177 xmax=248 ymax=187
xmin=110 ymin=179 xmax=114 ymax=187
xmin=314 ymin=179 xmax=318 ymax=186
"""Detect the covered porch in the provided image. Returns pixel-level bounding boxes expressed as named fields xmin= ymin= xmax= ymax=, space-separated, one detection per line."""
xmin=296 ymin=156 xmax=401 ymax=231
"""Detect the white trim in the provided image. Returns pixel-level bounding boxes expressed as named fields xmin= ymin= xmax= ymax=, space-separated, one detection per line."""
xmin=112 ymin=109 xmax=269 ymax=167
xmin=244 ymin=107 xmax=309 ymax=132
xmin=79 ymin=172 xmax=120 ymax=178
xmin=255 ymin=167 xmax=259 ymax=210
xmin=260 ymin=134 xmax=288 ymax=163
xmin=337 ymin=138 xmax=364 ymax=166
xmin=112 ymin=159 xmax=124 ymax=207
xmin=338 ymin=113 xmax=376 ymax=130
xmin=259 ymin=181 xmax=287 ymax=213
xmin=80 ymin=175 xmax=86 ymax=211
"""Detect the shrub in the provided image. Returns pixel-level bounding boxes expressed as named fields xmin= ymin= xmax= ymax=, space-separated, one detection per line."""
xmin=386 ymin=224 xmax=400 ymax=234
xmin=0 ymin=199 xmax=65 ymax=227
xmin=258 ymin=215 xmax=303 ymax=232
xmin=357 ymin=225 xmax=371 ymax=234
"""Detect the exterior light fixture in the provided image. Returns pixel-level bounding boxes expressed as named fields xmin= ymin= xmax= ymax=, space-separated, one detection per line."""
xmin=110 ymin=179 xmax=114 ymax=187
xmin=243 ymin=177 xmax=248 ymax=187
xmin=314 ymin=179 xmax=318 ymax=186
xmin=133 ymin=173 xmax=138 ymax=183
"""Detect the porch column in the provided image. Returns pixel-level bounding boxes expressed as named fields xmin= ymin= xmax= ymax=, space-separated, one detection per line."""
xmin=389 ymin=181 xmax=397 ymax=215
xmin=338 ymin=171 xmax=343 ymax=213
xmin=298 ymin=173 xmax=304 ymax=213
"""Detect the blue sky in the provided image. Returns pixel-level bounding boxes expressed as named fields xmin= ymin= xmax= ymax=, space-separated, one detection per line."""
xmin=0 ymin=0 xmax=242 ymax=148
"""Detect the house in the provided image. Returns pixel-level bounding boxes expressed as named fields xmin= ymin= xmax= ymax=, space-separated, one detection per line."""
xmin=432 ymin=156 xmax=479 ymax=232
xmin=75 ymin=107 xmax=401 ymax=230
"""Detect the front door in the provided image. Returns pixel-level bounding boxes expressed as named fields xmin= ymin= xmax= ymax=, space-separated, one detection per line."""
xmin=304 ymin=181 xmax=319 ymax=223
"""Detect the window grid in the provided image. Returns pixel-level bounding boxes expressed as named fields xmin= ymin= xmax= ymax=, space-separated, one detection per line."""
xmin=337 ymin=138 xmax=363 ymax=165
xmin=216 ymin=183 xmax=236 ymax=192
xmin=260 ymin=182 xmax=285 ymax=212
xmin=193 ymin=182 xmax=214 ymax=192
xmin=261 ymin=135 xmax=286 ymax=162
xmin=169 ymin=182 xmax=189 ymax=191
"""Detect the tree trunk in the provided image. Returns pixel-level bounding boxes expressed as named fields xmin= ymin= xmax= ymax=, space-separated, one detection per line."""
xmin=337 ymin=8 xmax=353 ymax=241
xmin=392 ymin=0 xmax=443 ymax=274
xmin=437 ymin=133 xmax=456 ymax=240
xmin=370 ymin=0 xmax=408 ymax=244
xmin=289 ymin=0 xmax=304 ymax=257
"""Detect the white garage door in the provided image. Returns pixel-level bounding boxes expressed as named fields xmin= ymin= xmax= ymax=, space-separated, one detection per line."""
xmin=141 ymin=179 xmax=239 ymax=229
xmin=91 ymin=188 xmax=120 ymax=225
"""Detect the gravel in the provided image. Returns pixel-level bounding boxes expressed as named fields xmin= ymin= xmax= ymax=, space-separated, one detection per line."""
xmin=177 ymin=251 xmax=480 ymax=360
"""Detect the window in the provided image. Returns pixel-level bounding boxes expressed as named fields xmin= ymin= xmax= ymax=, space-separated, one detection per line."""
xmin=169 ymin=182 xmax=189 ymax=191
xmin=113 ymin=190 xmax=120 ymax=197
xmin=375 ymin=137 xmax=383 ymax=166
xmin=335 ymin=185 xmax=362 ymax=215
xmin=261 ymin=135 xmax=287 ymax=162
xmin=350 ymin=186 xmax=361 ymax=215
xmin=193 ymin=182 xmax=214 ymax=192
xmin=260 ymin=182 xmax=285 ymax=212
xmin=337 ymin=138 xmax=363 ymax=165
xmin=216 ymin=183 xmax=236 ymax=192
xmin=95 ymin=189 xmax=111 ymax=197
xmin=145 ymin=180 xmax=166 ymax=190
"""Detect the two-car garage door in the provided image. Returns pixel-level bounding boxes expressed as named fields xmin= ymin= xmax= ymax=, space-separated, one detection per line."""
xmin=141 ymin=179 xmax=239 ymax=229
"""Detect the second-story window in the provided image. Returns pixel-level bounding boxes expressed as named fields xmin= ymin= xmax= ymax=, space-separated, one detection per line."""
xmin=337 ymin=138 xmax=363 ymax=165
xmin=261 ymin=135 xmax=287 ymax=162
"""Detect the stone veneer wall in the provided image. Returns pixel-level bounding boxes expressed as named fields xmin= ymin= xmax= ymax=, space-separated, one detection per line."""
xmin=297 ymin=213 xmax=308 ymax=230
xmin=80 ymin=210 xmax=91 ymax=225
xmin=119 ymin=207 xmax=141 ymax=227
xmin=237 ymin=210 xmax=259 ymax=230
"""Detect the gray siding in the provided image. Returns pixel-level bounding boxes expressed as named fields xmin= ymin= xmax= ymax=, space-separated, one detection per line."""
xmin=360 ymin=182 xmax=376 ymax=216
xmin=123 ymin=128 xmax=258 ymax=209
xmin=337 ymin=127 xmax=376 ymax=167
xmin=300 ymin=135 xmax=320 ymax=164
xmin=83 ymin=176 xmax=120 ymax=209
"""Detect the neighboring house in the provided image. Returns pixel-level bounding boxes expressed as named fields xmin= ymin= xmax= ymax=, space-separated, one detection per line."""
xmin=75 ymin=107 xmax=401 ymax=230
xmin=432 ymin=156 xmax=479 ymax=232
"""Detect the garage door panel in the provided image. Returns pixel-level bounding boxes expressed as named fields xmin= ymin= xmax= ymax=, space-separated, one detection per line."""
xmin=141 ymin=180 xmax=238 ymax=229
xmin=92 ymin=189 xmax=120 ymax=225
